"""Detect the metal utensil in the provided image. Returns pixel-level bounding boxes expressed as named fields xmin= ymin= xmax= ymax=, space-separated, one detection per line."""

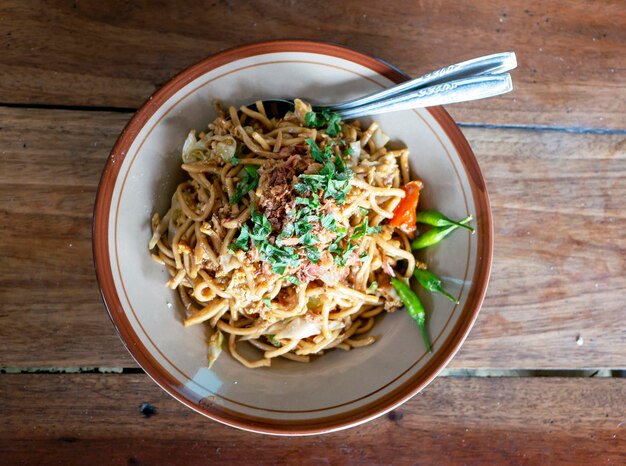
xmin=246 ymin=52 xmax=516 ymax=119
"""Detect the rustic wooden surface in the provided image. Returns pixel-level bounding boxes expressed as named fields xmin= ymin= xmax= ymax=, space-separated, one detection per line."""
xmin=1 ymin=107 xmax=624 ymax=369
xmin=1 ymin=375 xmax=624 ymax=465
xmin=0 ymin=0 xmax=624 ymax=129
xmin=1 ymin=1 xmax=625 ymax=463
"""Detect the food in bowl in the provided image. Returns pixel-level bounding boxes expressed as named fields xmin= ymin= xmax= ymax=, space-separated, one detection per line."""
xmin=94 ymin=40 xmax=492 ymax=434
xmin=148 ymin=98 xmax=472 ymax=369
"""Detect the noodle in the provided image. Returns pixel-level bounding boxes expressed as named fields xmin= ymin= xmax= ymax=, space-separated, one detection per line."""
xmin=149 ymin=99 xmax=423 ymax=368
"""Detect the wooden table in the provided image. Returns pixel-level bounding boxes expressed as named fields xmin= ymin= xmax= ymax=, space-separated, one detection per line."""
xmin=1 ymin=1 xmax=624 ymax=464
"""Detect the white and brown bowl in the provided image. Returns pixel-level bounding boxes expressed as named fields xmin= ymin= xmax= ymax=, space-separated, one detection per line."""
xmin=93 ymin=40 xmax=492 ymax=435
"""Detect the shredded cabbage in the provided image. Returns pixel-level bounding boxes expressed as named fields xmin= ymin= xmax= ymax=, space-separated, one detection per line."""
xmin=182 ymin=130 xmax=238 ymax=164
xmin=371 ymin=128 xmax=390 ymax=150
xmin=208 ymin=329 xmax=224 ymax=369
xmin=182 ymin=130 xmax=212 ymax=163
xmin=214 ymin=135 xmax=237 ymax=163
xmin=349 ymin=141 xmax=361 ymax=164
xmin=269 ymin=317 xmax=344 ymax=340
xmin=294 ymin=98 xmax=312 ymax=124
xmin=167 ymin=194 xmax=184 ymax=243
xmin=274 ymin=318 xmax=320 ymax=340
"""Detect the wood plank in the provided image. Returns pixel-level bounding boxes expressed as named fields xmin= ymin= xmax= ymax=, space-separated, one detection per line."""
xmin=454 ymin=127 xmax=626 ymax=369
xmin=0 ymin=108 xmax=133 ymax=367
xmin=1 ymin=107 xmax=625 ymax=369
xmin=1 ymin=374 xmax=624 ymax=464
xmin=0 ymin=0 xmax=624 ymax=129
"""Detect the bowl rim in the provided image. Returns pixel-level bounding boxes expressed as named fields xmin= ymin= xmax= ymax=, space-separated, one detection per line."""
xmin=93 ymin=39 xmax=493 ymax=435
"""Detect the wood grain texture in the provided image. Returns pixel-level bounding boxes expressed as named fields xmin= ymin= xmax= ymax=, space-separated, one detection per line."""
xmin=1 ymin=374 xmax=624 ymax=464
xmin=0 ymin=108 xmax=132 ymax=367
xmin=454 ymin=126 xmax=626 ymax=369
xmin=0 ymin=0 xmax=624 ymax=129
xmin=1 ymin=107 xmax=624 ymax=369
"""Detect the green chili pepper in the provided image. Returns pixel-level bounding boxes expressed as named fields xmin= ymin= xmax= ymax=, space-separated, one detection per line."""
xmin=415 ymin=210 xmax=475 ymax=232
xmin=411 ymin=215 xmax=473 ymax=250
xmin=413 ymin=269 xmax=459 ymax=304
xmin=391 ymin=277 xmax=432 ymax=353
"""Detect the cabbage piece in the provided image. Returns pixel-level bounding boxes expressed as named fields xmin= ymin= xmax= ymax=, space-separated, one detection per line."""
xmin=208 ymin=329 xmax=224 ymax=369
xmin=167 ymin=194 xmax=184 ymax=243
xmin=214 ymin=135 xmax=237 ymax=163
xmin=319 ymin=268 xmax=342 ymax=287
xmin=182 ymin=130 xmax=197 ymax=160
xmin=262 ymin=320 xmax=287 ymax=337
xmin=349 ymin=141 xmax=361 ymax=164
xmin=371 ymin=128 xmax=390 ymax=150
xmin=259 ymin=317 xmax=345 ymax=343
xmin=218 ymin=253 xmax=239 ymax=275
xmin=182 ymin=130 xmax=212 ymax=163
xmin=273 ymin=317 xmax=321 ymax=340
xmin=148 ymin=210 xmax=170 ymax=250
xmin=327 ymin=320 xmax=345 ymax=331
xmin=294 ymin=98 xmax=312 ymax=124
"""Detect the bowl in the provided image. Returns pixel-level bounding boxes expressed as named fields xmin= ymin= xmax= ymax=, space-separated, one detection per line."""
xmin=93 ymin=40 xmax=492 ymax=435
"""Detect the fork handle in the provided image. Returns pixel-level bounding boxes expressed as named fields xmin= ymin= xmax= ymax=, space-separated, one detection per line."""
xmin=335 ymin=74 xmax=513 ymax=119
xmin=315 ymin=52 xmax=516 ymax=112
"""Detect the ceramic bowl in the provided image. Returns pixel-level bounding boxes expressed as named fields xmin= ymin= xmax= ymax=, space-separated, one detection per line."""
xmin=93 ymin=40 xmax=492 ymax=435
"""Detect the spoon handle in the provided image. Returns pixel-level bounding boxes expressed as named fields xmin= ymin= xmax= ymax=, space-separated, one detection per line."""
xmin=335 ymin=74 xmax=513 ymax=119
xmin=316 ymin=52 xmax=517 ymax=112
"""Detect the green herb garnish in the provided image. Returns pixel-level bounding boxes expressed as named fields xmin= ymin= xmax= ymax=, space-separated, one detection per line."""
xmin=305 ymin=246 xmax=321 ymax=263
xmin=283 ymin=275 xmax=301 ymax=286
xmin=229 ymin=224 xmax=251 ymax=252
xmin=250 ymin=208 xmax=272 ymax=241
xmin=299 ymin=231 xmax=319 ymax=246
xmin=328 ymin=227 xmax=348 ymax=254
xmin=230 ymin=165 xmax=259 ymax=205
xmin=229 ymin=206 xmax=301 ymax=275
xmin=352 ymin=217 xmax=382 ymax=240
xmin=295 ymin=195 xmax=321 ymax=210
xmin=267 ymin=334 xmax=281 ymax=347
xmin=304 ymin=109 xmax=343 ymax=136
xmin=298 ymin=156 xmax=352 ymax=205
xmin=325 ymin=114 xmax=342 ymax=136
xmin=334 ymin=242 xmax=358 ymax=266
xmin=305 ymin=138 xmax=334 ymax=164
xmin=259 ymin=242 xmax=300 ymax=275
xmin=321 ymin=213 xmax=336 ymax=231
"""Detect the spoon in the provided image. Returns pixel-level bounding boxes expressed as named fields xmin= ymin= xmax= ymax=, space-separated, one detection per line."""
xmin=246 ymin=52 xmax=516 ymax=119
